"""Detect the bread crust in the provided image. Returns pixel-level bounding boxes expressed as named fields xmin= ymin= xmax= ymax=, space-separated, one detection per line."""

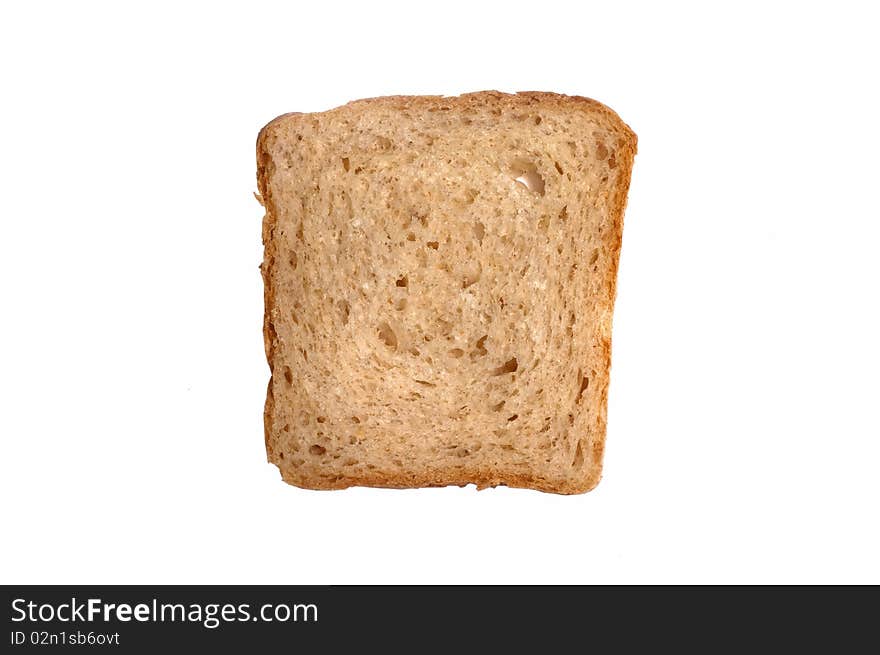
xmin=257 ymin=92 xmax=636 ymax=494
xmin=278 ymin=466 xmax=597 ymax=495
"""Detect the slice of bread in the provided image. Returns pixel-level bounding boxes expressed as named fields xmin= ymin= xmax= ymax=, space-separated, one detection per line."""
xmin=257 ymin=91 xmax=636 ymax=494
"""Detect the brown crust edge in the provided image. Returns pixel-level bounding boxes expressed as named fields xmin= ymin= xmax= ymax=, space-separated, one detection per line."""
xmin=256 ymin=92 xmax=637 ymax=495
xmin=583 ymin=103 xmax=638 ymax=494
xmin=256 ymin=113 xmax=295 ymax=460
xmin=278 ymin=467 xmax=598 ymax=495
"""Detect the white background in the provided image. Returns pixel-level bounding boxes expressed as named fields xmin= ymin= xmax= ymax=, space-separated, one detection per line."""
xmin=2 ymin=1 xmax=878 ymax=584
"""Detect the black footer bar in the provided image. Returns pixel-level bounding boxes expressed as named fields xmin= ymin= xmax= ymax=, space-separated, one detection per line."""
xmin=2 ymin=585 xmax=876 ymax=651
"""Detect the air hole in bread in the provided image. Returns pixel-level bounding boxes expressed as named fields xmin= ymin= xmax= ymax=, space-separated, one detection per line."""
xmin=409 ymin=346 xmax=420 ymax=356
xmin=415 ymin=379 xmax=436 ymax=387
xmin=426 ymin=241 xmax=439 ymax=250
xmin=608 ymin=154 xmax=617 ymax=169
xmin=341 ymin=157 xmax=350 ymax=171
xmin=492 ymin=401 xmax=506 ymax=412
xmin=538 ymin=215 xmax=550 ymax=231
xmin=554 ymin=161 xmax=563 ymax=175
xmin=449 ymin=348 xmax=464 ymax=358
xmin=510 ymin=158 xmax=545 ymax=195
xmin=396 ymin=276 xmax=408 ymax=288
xmin=338 ymin=300 xmax=350 ymax=324
xmin=289 ymin=252 xmax=298 ymax=269
xmin=350 ymin=416 xmax=360 ymax=424
xmin=572 ymin=439 xmax=585 ymax=468
xmin=291 ymin=311 xmax=299 ymax=325
xmin=559 ymin=205 xmax=568 ymax=221
xmin=576 ymin=370 xmax=590 ymax=403
xmin=283 ymin=367 xmax=293 ymax=385
xmin=568 ymin=413 xmax=575 ymax=426
xmin=589 ymin=249 xmax=599 ymax=265
xmin=309 ymin=444 xmax=326 ymax=456
xmin=471 ymin=335 xmax=488 ymax=359
xmin=282 ymin=423 xmax=290 ymax=433
xmin=514 ymin=170 xmax=545 ymax=195
xmin=460 ymin=187 xmax=479 ymax=204
xmin=507 ymin=414 xmax=518 ymax=422
xmin=406 ymin=232 xmax=416 ymax=241
xmin=377 ymin=322 xmax=398 ymax=350
xmin=491 ymin=357 xmax=518 ymax=376
xmin=534 ymin=116 xmax=542 ymax=125
xmin=316 ymin=416 xmax=326 ymax=424
xmin=348 ymin=435 xmax=357 ymax=445
xmin=462 ymin=266 xmax=481 ymax=288
xmin=473 ymin=221 xmax=485 ymax=243
xmin=278 ymin=451 xmax=284 ymax=460
xmin=595 ymin=142 xmax=609 ymax=160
